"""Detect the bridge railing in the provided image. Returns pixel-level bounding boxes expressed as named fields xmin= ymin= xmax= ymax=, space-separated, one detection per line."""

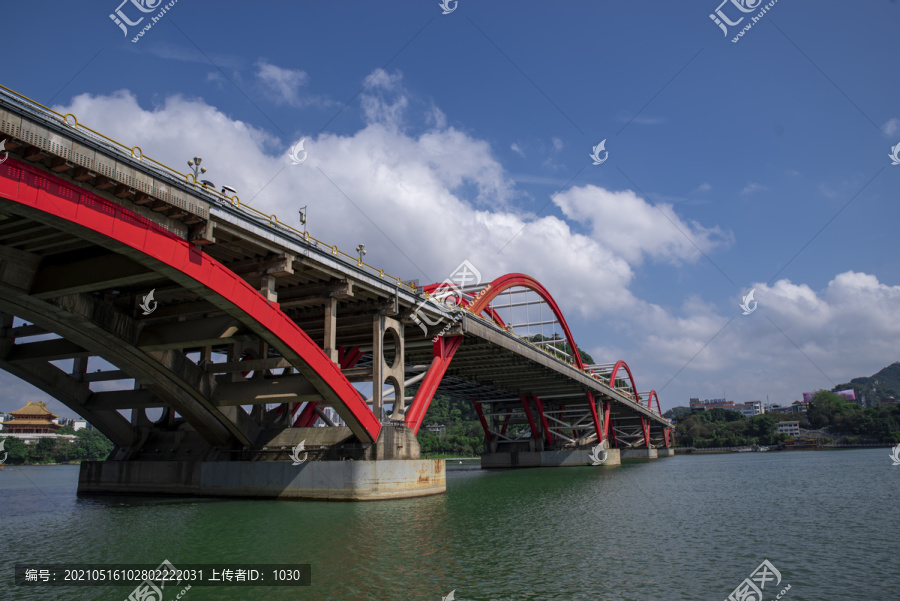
xmin=0 ymin=84 xmax=418 ymax=293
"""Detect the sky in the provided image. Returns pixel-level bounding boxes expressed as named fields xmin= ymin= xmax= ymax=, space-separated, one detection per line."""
xmin=0 ymin=0 xmax=898 ymax=417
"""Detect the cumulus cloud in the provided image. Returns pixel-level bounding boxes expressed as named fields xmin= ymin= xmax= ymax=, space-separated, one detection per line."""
xmin=552 ymin=185 xmax=733 ymax=266
xmin=255 ymin=59 xmax=335 ymax=109
xmin=43 ymin=71 xmax=900 ymax=412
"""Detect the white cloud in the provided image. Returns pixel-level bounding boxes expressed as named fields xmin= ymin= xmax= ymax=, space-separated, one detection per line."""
xmin=740 ymin=182 xmax=766 ymax=195
xmin=697 ymin=182 xmax=711 ymax=192
xmin=510 ymin=143 xmax=525 ymax=158
xmin=552 ymin=185 xmax=733 ymax=266
xmin=255 ymin=60 xmax=310 ymax=107
xmin=883 ymin=118 xmax=900 ymax=137
xmin=42 ymin=75 xmax=900 ymax=414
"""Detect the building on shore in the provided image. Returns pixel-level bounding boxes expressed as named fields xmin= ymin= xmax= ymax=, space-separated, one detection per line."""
xmin=55 ymin=417 xmax=88 ymax=431
xmin=766 ymin=401 xmax=809 ymax=415
xmin=776 ymin=421 xmax=801 ymax=437
xmin=689 ymin=398 xmax=763 ymax=417
xmin=0 ymin=401 xmax=77 ymax=444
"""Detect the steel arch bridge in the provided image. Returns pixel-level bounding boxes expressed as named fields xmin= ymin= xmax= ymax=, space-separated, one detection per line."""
xmin=0 ymin=85 xmax=672 ymax=499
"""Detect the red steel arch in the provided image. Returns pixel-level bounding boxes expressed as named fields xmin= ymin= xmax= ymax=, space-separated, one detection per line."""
xmin=469 ymin=273 xmax=584 ymax=371
xmin=0 ymin=159 xmax=381 ymax=443
xmin=609 ymin=360 xmax=639 ymax=403
xmin=646 ymin=390 xmax=662 ymax=414
xmin=405 ymin=272 xmax=585 ymax=433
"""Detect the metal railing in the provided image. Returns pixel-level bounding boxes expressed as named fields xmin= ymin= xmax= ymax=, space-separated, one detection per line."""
xmin=0 ymin=83 xmax=417 ymax=293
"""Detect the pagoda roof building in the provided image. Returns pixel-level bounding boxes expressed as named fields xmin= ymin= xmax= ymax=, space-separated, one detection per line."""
xmin=0 ymin=401 xmax=62 ymax=434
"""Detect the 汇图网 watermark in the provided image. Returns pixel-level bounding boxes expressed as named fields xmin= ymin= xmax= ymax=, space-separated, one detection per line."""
xmin=889 ymin=443 xmax=900 ymax=466
xmin=109 ymin=0 xmax=180 ymax=44
xmin=290 ymin=440 xmax=308 ymax=465
xmin=740 ymin=288 xmax=757 ymax=315
xmin=411 ymin=260 xmax=483 ymax=341
xmin=588 ymin=443 xmax=608 ymax=465
xmin=288 ymin=139 xmax=308 ymax=165
xmin=725 ymin=559 xmax=790 ymax=601
xmin=140 ymin=289 xmax=157 ymax=315
xmin=889 ymin=142 xmax=900 ymax=166
xmin=124 ymin=559 xmax=190 ymax=601
xmin=709 ymin=0 xmax=780 ymax=44
xmin=589 ymin=139 xmax=608 ymax=165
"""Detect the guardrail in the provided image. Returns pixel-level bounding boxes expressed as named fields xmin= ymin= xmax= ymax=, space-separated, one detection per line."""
xmin=0 ymin=83 xmax=417 ymax=292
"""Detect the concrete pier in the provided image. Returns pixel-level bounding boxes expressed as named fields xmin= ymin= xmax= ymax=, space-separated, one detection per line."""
xmin=481 ymin=448 xmax=621 ymax=468
xmin=620 ymin=447 xmax=658 ymax=459
xmin=78 ymin=459 xmax=446 ymax=501
xmin=657 ymin=447 xmax=675 ymax=457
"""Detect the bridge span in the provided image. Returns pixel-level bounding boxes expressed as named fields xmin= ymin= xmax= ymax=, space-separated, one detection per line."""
xmin=0 ymin=85 xmax=672 ymax=500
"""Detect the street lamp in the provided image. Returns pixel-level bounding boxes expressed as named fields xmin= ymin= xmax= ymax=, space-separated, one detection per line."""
xmin=356 ymin=244 xmax=366 ymax=265
xmin=187 ymin=156 xmax=206 ymax=180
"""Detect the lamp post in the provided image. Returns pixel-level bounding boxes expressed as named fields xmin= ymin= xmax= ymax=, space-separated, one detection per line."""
xmin=187 ymin=157 xmax=206 ymax=180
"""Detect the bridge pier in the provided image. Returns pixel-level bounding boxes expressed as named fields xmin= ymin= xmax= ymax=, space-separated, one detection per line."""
xmin=657 ymin=447 xmax=675 ymax=457
xmin=78 ymin=425 xmax=445 ymax=501
xmin=619 ymin=447 xmax=658 ymax=459
xmin=481 ymin=448 xmax=621 ymax=468
xmin=78 ymin=458 xmax=445 ymax=501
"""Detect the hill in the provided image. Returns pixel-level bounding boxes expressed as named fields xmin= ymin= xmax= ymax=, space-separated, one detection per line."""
xmin=834 ymin=361 xmax=900 ymax=405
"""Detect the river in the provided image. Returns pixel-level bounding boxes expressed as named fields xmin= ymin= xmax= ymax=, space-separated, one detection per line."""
xmin=2 ymin=448 xmax=898 ymax=600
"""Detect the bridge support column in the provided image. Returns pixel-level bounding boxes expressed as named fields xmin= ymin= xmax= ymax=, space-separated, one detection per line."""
xmin=373 ymin=315 xmax=404 ymax=421
xmin=657 ymin=447 xmax=675 ymax=457
xmin=323 ymin=297 xmax=338 ymax=363
xmin=78 ymin=458 xmax=445 ymax=501
xmin=620 ymin=447 xmax=658 ymax=459
xmin=481 ymin=448 xmax=621 ymax=468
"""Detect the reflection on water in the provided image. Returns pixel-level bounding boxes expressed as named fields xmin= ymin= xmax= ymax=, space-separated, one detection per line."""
xmin=2 ymin=450 xmax=898 ymax=600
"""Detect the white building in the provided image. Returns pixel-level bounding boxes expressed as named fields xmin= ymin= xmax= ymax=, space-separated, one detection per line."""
xmin=776 ymin=421 xmax=800 ymax=437
xmin=734 ymin=400 xmax=763 ymax=417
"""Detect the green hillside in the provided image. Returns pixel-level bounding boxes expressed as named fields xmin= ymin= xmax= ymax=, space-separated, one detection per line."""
xmin=834 ymin=361 xmax=900 ymax=405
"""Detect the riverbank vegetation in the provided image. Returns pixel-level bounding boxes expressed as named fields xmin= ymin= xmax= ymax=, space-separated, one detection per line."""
xmin=668 ymin=390 xmax=900 ymax=447
xmin=805 ymin=390 xmax=900 ymax=442
xmin=416 ymin=395 xmax=485 ymax=456
xmin=0 ymin=427 xmax=114 ymax=464
xmin=671 ymin=409 xmax=784 ymax=448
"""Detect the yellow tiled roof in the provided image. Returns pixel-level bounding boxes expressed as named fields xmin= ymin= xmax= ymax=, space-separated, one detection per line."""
xmin=9 ymin=401 xmax=58 ymax=418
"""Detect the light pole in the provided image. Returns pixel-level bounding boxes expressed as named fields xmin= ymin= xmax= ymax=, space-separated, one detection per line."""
xmin=356 ymin=244 xmax=366 ymax=265
xmin=187 ymin=156 xmax=206 ymax=180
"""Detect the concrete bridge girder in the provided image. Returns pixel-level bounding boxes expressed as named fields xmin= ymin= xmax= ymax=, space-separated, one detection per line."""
xmin=0 ymin=356 xmax=138 ymax=449
xmin=0 ymin=193 xmax=378 ymax=443
xmin=0 ymin=245 xmax=250 ymax=447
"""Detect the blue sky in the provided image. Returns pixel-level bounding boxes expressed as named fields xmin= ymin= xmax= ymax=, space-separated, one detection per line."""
xmin=1 ymin=1 xmax=899 ymax=415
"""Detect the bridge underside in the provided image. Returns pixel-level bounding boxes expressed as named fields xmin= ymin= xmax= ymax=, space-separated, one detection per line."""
xmin=0 ymin=151 xmax=670 ymax=500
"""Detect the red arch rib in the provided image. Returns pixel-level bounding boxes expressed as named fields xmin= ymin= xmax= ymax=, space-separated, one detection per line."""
xmin=0 ymin=159 xmax=381 ymax=443
xmin=646 ymin=390 xmax=661 ymax=415
xmin=405 ymin=272 xmax=583 ymax=434
xmin=468 ymin=273 xmax=584 ymax=371
xmin=609 ymin=360 xmax=639 ymax=403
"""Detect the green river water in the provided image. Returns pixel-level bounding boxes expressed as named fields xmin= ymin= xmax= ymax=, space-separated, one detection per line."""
xmin=2 ymin=448 xmax=898 ymax=601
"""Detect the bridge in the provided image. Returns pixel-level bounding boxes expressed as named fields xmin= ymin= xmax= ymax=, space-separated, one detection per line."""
xmin=0 ymin=84 xmax=673 ymax=500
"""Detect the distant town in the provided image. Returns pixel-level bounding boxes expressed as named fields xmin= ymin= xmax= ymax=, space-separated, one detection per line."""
xmin=669 ymin=372 xmax=900 ymax=450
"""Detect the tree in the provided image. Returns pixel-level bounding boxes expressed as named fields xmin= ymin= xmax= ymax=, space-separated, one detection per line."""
xmin=1 ymin=436 xmax=30 ymax=464
xmin=73 ymin=429 xmax=114 ymax=462
xmin=747 ymin=414 xmax=778 ymax=439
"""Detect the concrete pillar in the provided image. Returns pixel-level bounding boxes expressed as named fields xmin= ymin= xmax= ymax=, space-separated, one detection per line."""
xmin=323 ymin=297 xmax=338 ymax=363
xmin=372 ymin=315 xmax=404 ymax=421
xmin=261 ymin=274 xmax=277 ymax=302
xmin=620 ymin=447 xmax=658 ymax=459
